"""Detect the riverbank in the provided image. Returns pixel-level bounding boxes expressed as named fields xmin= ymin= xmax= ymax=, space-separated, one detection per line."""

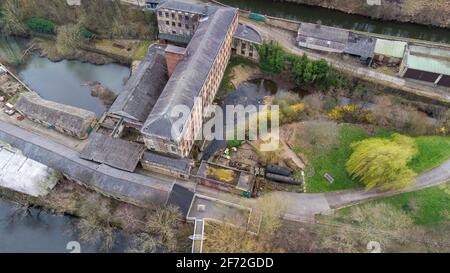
xmin=0 ymin=178 xmax=192 ymax=253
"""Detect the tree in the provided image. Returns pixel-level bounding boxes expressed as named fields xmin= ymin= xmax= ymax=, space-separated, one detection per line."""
xmin=293 ymin=53 xmax=309 ymax=85
xmin=258 ymin=42 xmax=286 ymax=75
xmin=346 ymin=133 xmax=418 ymax=191
xmin=319 ymin=203 xmax=415 ymax=253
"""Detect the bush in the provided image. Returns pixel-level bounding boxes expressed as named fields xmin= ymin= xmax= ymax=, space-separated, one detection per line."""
xmin=227 ymin=139 xmax=244 ymax=149
xmin=25 ymin=18 xmax=56 ymax=34
xmin=295 ymin=121 xmax=339 ymax=155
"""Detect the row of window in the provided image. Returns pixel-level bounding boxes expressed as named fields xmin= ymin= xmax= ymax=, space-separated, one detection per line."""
xmin=165 ymin=20 xmax=194 ymax=30
xmin=159 ymin=10 xmax=192 ymax=21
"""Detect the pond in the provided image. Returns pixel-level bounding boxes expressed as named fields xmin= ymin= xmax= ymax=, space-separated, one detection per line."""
xmin=0 ymin=200 xmax=129 ymax=253
xmin=17 ymin=54 xmax=131 ymax=117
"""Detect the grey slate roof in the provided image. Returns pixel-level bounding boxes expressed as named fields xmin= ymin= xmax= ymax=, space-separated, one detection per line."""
xmin=297 ymin=22 xmax=349 ymax=52
xmin=234 ymin=23 xmax=262 ymax=44
xmin=80 ymin=133 xmax=145 ymax=172
xmin=344 ymin=32 xmax=376 ymax=60
xmin=156 ymin=0 xmax=208 ymax=15
xmin=142 ymin=151 xmax=192 ymax=173
xmin=167 ymin=183 xmax=195 ymax=218
xmin=109 ymin=47 xmax=168 ymax=122
xmin=0 ymin=120 xmax=173 ymax=205
xmin=14 ymin=92 xmax=96 ymax=139
xmin=141 ymin=7 xmax=237 ymax=141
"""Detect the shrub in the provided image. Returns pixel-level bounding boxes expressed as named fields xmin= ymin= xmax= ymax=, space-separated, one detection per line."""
xmin=25 ymin=18 xmax=56 ymax=34
xmin=328 ymin=105 xmax=374 ymax=124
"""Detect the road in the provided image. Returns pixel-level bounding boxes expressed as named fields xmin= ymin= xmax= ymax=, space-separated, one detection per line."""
xmin=281 ymin=159 xmax=450 ymax=222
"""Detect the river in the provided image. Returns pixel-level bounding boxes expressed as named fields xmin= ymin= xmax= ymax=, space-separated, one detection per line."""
xmin=0 ymin=200 xmax=130 ymax=253
xmin=220 ymin=0 xmax=450 ymax=44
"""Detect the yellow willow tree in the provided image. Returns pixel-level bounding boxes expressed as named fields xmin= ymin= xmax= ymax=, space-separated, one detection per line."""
xmin=346 ymin=133 xmax=418 ymax=191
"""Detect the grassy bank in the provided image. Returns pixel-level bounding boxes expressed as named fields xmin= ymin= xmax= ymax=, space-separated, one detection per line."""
xmin=299 ymin=125 xmax=450 ymax=193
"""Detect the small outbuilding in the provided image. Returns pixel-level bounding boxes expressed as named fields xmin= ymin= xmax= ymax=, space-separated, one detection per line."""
xmin=232 ymin=23 xmax=262 ymax=61
xmin=400 ymin=45 xmax=450 ymax=87
xmin=14 ymin=92 xmax=96 ymax=139
xmin=141 ymin=151 xmax=193 ymax=180
xmin=373 ymin=39 xmax=407 ymax=64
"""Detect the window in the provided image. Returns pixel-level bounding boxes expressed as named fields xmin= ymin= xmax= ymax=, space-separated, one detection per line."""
xmin=185 ymin=24 xmax=189 ymax=29
xmin=158 ymin=11 xmax=163 ymax=17
xmin=241 ymin=49 xmax=246 ymax=55
xmin=178 ymin=23 xmax=182 ymax=27
xmin=171 ymin=12 xmax=175 ymax=19
xmin=165 ymin=12 xmax=169 ymax=18
xmin=172 ymin=22 xmax=176 ymax=26
xmin=166 ymin=21 xmax=169 ymax=25
xmin=241 ymin=43 xmax=246 ymax=50
xmin=185 ymin=15 xmax=189 ymax=20
xmin=179 ymin=14 xmax=183 ymax=20
xmin=249 ymin=52 xmax=253 ymax=58
xmin=249 ymin=45 xmax=254 ymax=52
xmin=172 ymin=30 xmax=177 ymax=34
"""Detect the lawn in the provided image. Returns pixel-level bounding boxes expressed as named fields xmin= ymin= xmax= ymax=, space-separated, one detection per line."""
xmin=132 ymin=40 xmax=153 ymax=61
xmin=337 ymin=183 xmax=450 ymax=226
xmin=301 ymin=125 xmax=450 ymax=193
xmin=409 ymin=136 xmax=450 ymax=173
xmin=303 ymin=125 xmax=382 ymax=192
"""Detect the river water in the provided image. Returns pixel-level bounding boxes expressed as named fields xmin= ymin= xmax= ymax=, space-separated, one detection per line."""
xmin=0 ymin=200 xmax=129 ymax=253
xmin=221 ymin=0 xmax=450 ymax=43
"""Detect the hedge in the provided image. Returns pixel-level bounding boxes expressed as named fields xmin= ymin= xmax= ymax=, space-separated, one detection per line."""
xmin=25 ymin=18 xmax=56 ymax=34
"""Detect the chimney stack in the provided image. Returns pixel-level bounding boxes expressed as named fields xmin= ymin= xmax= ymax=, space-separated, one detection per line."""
xmin=165 ymin=45 xmax=187 ymax=77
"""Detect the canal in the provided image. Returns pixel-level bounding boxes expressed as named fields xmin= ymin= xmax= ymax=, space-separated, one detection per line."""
xmin=220 ymin=0 xmax=450 ymax=43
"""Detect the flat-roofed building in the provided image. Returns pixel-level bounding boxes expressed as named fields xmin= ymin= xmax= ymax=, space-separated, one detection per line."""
xmin=400 ymin=45 xmax=450 ymax=87
xmin=373 ymin=39 xmax=407 ymax=64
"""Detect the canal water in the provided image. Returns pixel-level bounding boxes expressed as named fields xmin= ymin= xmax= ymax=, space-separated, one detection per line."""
xmin=0 ymin=200 xmax=129 ymax=253
xmin=220 ymin=0 xmax=450 ymax=43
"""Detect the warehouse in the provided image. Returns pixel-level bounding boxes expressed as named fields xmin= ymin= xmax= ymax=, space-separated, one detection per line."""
xmin=14 ymin=92 xmax=96 ymax=139
xmin=372 ymin=39 xmax=407 ymax=64
xmin=399 ymin=45 xmax=450 ymax=87
xmin=296 ymin=22 xmax=349 ymax=53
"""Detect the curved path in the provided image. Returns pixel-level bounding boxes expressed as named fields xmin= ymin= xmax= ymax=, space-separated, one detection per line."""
xmin=282 ymin=159 xmax=450 ymax=222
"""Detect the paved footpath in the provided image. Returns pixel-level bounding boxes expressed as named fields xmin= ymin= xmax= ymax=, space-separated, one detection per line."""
xmin=281 ymin=159 xmax=450 ymax=222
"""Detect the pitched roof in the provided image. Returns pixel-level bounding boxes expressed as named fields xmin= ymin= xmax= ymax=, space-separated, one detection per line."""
xmin=14 ymin=92 xmax=96 ymax=138
xmin=344 ymin=32 xmax=376 ymax=59
xmin=405 ymin=45 xmax=450 ymax=76
xmin=297 ymin=22 xmax=349 ymax=51
xmin=234 ymin=23 xmax=262 ymax=44
xmin=374 ymin=39 xmax=407 ymax=58
xmin=80 ymin=132 xmax=145 ymax=172
xmin=109 ymin=46 xmax=168 ymax=122
xmin=141 ymin=7 xmax=237 ymax=141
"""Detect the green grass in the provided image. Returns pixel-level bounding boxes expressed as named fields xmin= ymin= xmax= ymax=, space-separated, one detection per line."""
xmin=304 ymin=125 xmax=373 ymax=192
xmin=337 ymin=183 xmax=450 ymax=226
xmin=409 ymin=136 xmax=450 ymax=173
xmin=302 ymin=125 xmax=450 ymax=193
